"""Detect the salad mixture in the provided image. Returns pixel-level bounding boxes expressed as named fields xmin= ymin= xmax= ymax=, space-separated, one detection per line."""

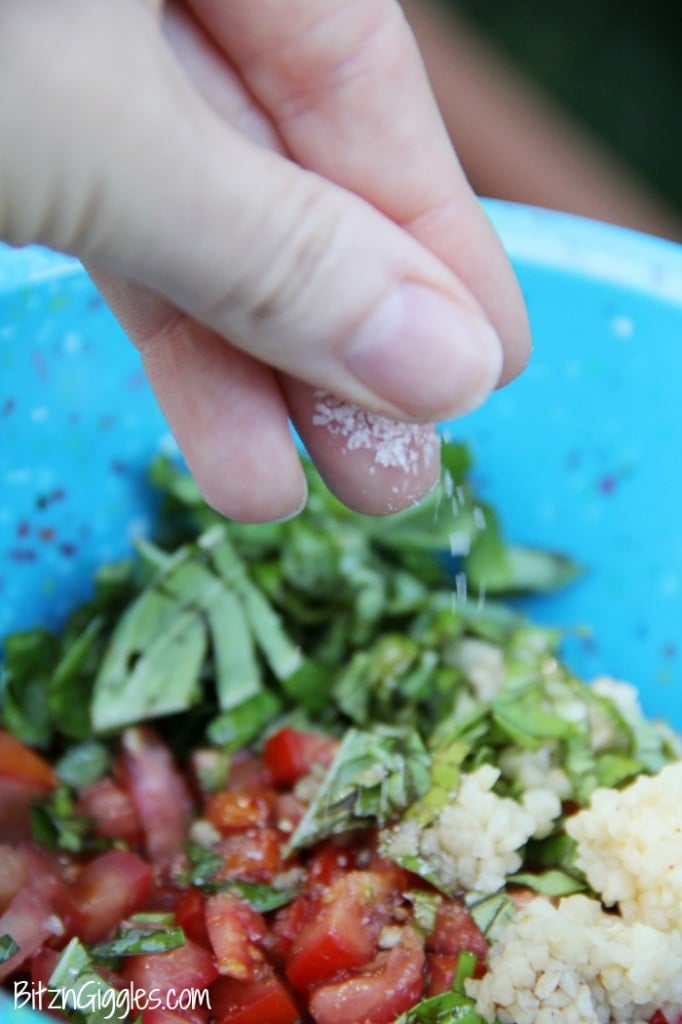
xmin=1 ymin=444 xmax=681 ymax=1024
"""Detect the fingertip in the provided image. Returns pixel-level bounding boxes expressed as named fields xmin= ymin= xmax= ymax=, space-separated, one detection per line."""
xmin=344 ymin=282 xmax=504 ymax=422
xmin=194 ymin=451 xmax=308 ymax=524
xmin=285 ymin=381 xmax=441 ymax=516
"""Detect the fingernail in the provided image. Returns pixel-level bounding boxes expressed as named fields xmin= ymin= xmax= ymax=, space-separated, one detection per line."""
xmin=345 ymin=283 xmax=503 ymax=419
xmin=265 ymin=482 xmax=309 ymax=524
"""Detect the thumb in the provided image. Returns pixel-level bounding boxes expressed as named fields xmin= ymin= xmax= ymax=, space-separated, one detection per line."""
xmin=0 ymin=0 xmax=502 ymax=424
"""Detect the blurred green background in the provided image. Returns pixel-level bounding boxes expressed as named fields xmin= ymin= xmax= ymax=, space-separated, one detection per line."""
xmin=445 ymin=0 xmax=682 ymax=218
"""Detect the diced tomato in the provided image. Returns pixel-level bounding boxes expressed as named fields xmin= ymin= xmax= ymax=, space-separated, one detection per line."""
xmin=214 ymin=828 xmax=283 ymax=883
xmin=307 ymin=841 xmax=356 ymax=888
xmin=210 ymin=967 xmax=300 ymax=1024
xmin=31 ymin=946 xmax=60 ymax=988
xmin=305 ymin=835 xmax=407 ymax=892
xmin=223 ymin=752 xmax=270 ymax=793
xmin=425 ymin=952 xmax=459 ymax=996
xmin=0 ymin=732 xmax=57 ymax=841
xmin=308 ymin=927 xmax=426 ymax=1024
xmin=121 ymin=939 xmax=219 ymax=1004
xmin=77 ymin=776 xmax=141 ymax=845
xmin=285 ymin=871 xmax=396 ymax=992
xmin=426 ymin=897 xmax=488 ymax=975
xmin=0 ymin=731 xmax=57 ymax=790
xmin=0 ymin=844 xmax=30 ymax=912
xmin=0 ymin=888 xmax=63 ymax=982
xmin=263 ymin=728 xmax=338 ymax=787
xmin=119 ymin=727 xmax=194 ymax=867
xmin=267 ymin=891 xmax=319 ymax=966
xmin=367 ymin=848 xmax=414 ymax=890
xmin=144 ymin=1009 xmax=200 ymax=1024
xmin=174 ymin=888 xmax=210 ymax=947
xmin=648 ymin=1014 xmax=682 ymax=1024
xmin=204 ymin=891 xmax=266 ymax=980
xmin=65 ymin=849 xmax=152 ymax=944
xmin=273 ymin=792 xmax=305 ymax=834
xmin=0 ymin=843 xmax=68 ymax=917
xmin=204 ymin=790 xmax=274 ymax=834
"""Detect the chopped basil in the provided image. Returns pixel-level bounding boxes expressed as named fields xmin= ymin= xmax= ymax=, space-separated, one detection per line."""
xmin=3 ymin=443 xmax=681 ymax=1024
xmin=466 ymin=891 xmax=516 ymax=938
xmin=394 ymin=991 xmax=490 ymax=1024
xmin=394 ymin=950 xmax=493 ymax=1023
xmin=206 ymin=690 xmax=283 ymax=751
xmin=0 ymin=934 xmax=19 ymax=964
xmin=406 ymin=890 xmax=442 ymax=937
xmin=128 ymin=912 xmax=176 ymax=926
xmin=48 ymin=937 xmax=129 ymax=1024
xmin=288 ymin=726 xmax=431 ymax=850
xmin=506 ymin=869 xmax=588 ymax=897
xmin=209 ymin=880 xmax=299 ymax=913
xmin=179 ymin=842 xmax=298 ymax=911
xmin=90 ymin=925 xmax=185 ymax=959
xmin=30 ymin=784 xmax=103 ymax=853
xmin=0 ymin=629 xmax=59 ymax=746
xmin=180 ymin=840 xmax=222 ymax=887
xmin=55 ymin=740 xmax=111 ymax=788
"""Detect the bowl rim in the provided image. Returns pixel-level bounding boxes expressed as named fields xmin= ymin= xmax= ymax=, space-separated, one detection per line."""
xmin=483 ymin=199 xmax=682 ymax=308
xmin=1 ymin=199 xmax=682 ymax=306
xmin=1 ymin=197 xmax=682 ymax=1023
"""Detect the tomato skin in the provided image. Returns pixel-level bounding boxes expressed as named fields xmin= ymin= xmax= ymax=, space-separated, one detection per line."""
xmin=223 ymin=752 xmax=270 ymax=793
xmin=65 ymin=849 xmax=152 ymax=944
xmin=121 ymin=939 xmax=219 ymax=1004
xmin=0 ymin=888 xmax=63 ymax=982
xmin=0 ymin=842 xmax=66 ymax=915
xmin=263 ymin=728 xmax=338 ymax=787
xmin=0 ymin=731 xmax=57 ymax=790
xmin=308 ymin=927 xmax=426 ymax=1024
xmin=0 ymin=844 xmax=30 ymax=913
xmin=77 ymin=776 xmax=141 ymax=845
xmin=174 ymin=888 xmax=211 ymax=948
xmin=204 ymin=892 xmax=266 ymax=980
xmin=214 ymin=827 xmax=283 ymax=883
xmin=204 ymin=790 xmax=274 ymax=834
xmin=425 ymin=952 xmax=459 ymax=996
xmin=0 ymin=732 xmax=57 ymax=841
xmin=210 ymin=968 xmax=301 ymax=1024
xmin=143 ymin=1009 xmax=200 ymax=1024
xmin=307 ymin=841 xmax=355 ymax=888
xmin=30 ymin=945 xmax=60 ymax=988
xmin=426 ymin=897 xmax=488 ymax=975
xmin=273 ymin=791 xmax=305 ymax=834
xmin=267 ymin=891 xmax=319 ymax=967
xmin=285 ymin=871 xmax=395 ymax=992
xmin=119 ymin=727 xmax=194 ymax=867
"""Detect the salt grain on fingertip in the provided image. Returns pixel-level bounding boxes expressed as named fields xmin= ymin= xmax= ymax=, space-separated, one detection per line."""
xmin=312 ymin=391 xmax=439 ymax=473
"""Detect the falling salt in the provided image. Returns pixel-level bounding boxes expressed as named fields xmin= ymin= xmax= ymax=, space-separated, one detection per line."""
xmin=449 ymin=530 xmax=471 ymax=557
xmin=473 ymin=505 xmax=487 ymax=531
xmin=312 ymin=391 xmax=438 ymax=473
xmin=454 ymin=571 xmax=468 ymax=602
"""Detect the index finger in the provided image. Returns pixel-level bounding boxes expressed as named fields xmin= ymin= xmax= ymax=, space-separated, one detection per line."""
xmin=186 ymin=0 xmax=530 ymax=384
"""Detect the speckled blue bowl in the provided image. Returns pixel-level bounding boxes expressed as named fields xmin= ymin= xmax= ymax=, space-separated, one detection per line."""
xmin=2 ymin=200 xmax=682 ymax=1022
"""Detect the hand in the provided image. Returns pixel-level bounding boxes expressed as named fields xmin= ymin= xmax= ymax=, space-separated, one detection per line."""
xmin=0 ymin=0 xmax=530 ymax=521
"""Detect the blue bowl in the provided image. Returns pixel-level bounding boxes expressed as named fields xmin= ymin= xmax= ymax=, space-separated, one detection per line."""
xmin=2 ymin=200 xmax=682 ymax=1022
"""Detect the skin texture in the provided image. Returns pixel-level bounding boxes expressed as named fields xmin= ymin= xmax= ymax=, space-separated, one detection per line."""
xmin=0 ymin=0 xmax=530 ymax=521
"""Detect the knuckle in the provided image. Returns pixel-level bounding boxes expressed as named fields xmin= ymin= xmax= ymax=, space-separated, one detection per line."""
xmin=274 ymin=1 xmax=414 ymax=122
xmin=210 ymin=172 xmax=346 ymax=335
